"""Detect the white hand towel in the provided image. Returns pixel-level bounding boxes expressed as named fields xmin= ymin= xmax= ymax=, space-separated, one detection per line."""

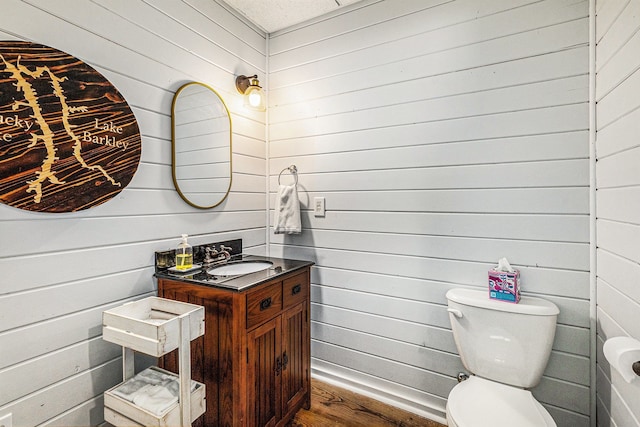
xmin=132 ymin=384 xmax=178 ymax=416
xmin=111 ymin=367 xmax=197 ymax=416
xmin=274 ymin=184 xmax=301 ymax=234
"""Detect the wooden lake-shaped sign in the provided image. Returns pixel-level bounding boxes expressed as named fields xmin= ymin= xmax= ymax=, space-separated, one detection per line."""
xmin=0 ymin=41 xmax=141 ymax=212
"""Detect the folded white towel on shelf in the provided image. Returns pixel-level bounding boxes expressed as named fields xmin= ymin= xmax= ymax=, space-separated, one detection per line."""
xmin=132 ymin=384 xmax=178 ymax=416
xmin=274 ymin=184 xmax=301 ymax=234
xmin=111 ymin=367 xmax=196 ymax=416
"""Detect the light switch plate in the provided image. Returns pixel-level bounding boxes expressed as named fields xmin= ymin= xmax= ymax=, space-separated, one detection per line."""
xmin=0 ymin=413 xmax=12 ymax=427
xmin=314 ymin=197 xmax=325 ymax=217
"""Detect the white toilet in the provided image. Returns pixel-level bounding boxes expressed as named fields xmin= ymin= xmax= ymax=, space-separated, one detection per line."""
xmin=445 ymin=288 xmax=559 ymax=427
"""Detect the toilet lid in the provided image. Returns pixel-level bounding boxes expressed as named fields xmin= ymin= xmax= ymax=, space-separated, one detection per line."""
xmin=447 ymin=376 xmax=556 ymax=427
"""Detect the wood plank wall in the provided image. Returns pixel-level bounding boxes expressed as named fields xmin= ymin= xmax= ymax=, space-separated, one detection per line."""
xmin=267 ymin=0 xmax=592 ymax=425
xmin=0 ymin=1 xmax=266 ymax=425
xmin=595 ymin=0 xmax=640 ymax=426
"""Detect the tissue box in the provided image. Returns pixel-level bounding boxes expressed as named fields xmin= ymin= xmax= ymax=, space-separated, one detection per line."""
xmin=488 ymin=269 xmax=520 ymax=303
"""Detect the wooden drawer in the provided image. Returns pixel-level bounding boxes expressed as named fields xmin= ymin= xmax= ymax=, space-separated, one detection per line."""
xmin=283 ymin=272 xmax=308 ymax=309
xmin=246 ymin=282 xmax=282 ymax=329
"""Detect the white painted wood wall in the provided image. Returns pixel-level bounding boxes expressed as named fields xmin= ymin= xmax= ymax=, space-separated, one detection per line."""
xmin=268 ymin=0 xmax=592 ymax=425
xmin=0 ymin=1 xmax=266 ymax=425
xmin=595 ymin=0 xmax=640 ymax=426
xmin=3 ymin=1 xmax=624 ymax=426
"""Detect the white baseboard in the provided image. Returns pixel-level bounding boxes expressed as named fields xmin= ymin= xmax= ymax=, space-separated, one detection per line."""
xmin=311 ymin=362 xmax=448 ymax=425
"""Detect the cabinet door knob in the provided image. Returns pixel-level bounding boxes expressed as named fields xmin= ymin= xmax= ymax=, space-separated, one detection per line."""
xmin=282 ymin=351 xmax=289 ymax=370
xmin=275 ymin=356 xmax=282 ymax=376
xmin=291 ymin=284 xmax=301 ymax=295
xmin=260 ymin=297 xmax=272 ymax=311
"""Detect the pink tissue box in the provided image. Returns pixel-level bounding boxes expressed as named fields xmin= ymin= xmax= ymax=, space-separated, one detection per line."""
xmin=488 ymin=269 xmax=520 ymax=303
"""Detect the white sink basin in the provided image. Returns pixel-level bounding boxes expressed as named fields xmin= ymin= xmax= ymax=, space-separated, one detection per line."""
xmin=207 ymin=261 xmax=273 ymax=276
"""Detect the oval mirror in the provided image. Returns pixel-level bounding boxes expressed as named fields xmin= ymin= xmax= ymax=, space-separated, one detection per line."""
xmin=172 ymin=82 xmax=232 ymax=209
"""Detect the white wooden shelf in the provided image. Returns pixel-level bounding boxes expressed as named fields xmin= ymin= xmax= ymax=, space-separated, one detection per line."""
xmin=102 ymin=297 xmax=204 ymax=356
xmin=102 ymin=297 xmax=206 ymax=427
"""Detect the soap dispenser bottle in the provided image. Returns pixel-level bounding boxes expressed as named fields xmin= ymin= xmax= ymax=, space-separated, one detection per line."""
xmin=175 ymin=234 xmax=193 ymax=270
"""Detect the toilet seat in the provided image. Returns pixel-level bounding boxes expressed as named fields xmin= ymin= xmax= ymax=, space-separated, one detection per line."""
xmin=446 ymin=376 xmax=556 ymax=427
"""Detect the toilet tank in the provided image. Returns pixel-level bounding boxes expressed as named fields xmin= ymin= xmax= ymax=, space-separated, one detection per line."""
xmin=446 ymin=288 xmax=559 ymax=388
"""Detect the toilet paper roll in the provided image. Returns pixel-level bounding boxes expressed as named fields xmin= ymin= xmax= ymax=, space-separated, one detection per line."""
xmin=603 ymin=336 xmax=640 ymax=383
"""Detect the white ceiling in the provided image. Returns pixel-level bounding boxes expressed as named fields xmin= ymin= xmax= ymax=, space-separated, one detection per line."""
xmin=224 ymin=0 xmax=364 ymax=33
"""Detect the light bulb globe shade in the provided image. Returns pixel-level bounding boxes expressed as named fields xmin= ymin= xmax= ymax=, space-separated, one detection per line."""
xmin=245 ymin=86 xmax=264 ymax=109
xmin=235 ymin=74 xmax=265 ymax=111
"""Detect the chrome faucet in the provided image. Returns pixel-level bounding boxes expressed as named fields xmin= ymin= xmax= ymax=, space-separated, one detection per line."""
xmin=203 ymin=247 xmax=219 ymax=265
xmin=218 ymin=245 xmax=232 ymax=261
xmin=203 ymin=245 xmax=232 ymax=266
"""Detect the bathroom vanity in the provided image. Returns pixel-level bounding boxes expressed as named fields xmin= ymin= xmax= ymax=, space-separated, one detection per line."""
xmin=154 ymin=246 xmax=313 ymax=427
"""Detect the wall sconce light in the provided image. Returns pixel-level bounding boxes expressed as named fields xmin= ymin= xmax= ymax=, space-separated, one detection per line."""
xmin=235 ymin=74 xmax=265 ymax=111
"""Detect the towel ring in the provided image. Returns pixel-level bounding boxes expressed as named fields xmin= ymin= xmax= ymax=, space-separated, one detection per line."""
xmin=278 ymin=165 xmax=298 ymax=186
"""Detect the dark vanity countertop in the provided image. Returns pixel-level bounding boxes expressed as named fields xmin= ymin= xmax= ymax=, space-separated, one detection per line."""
xmin=154 ymin=254 xmax=314 ymax=292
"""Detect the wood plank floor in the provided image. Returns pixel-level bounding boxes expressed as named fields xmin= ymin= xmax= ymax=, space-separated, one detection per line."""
xmin=288 ymin=379 xmax=447 ymax=427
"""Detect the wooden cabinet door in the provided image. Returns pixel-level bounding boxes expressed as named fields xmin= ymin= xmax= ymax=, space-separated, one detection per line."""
xmin=247 ymin=317 xmax=282 ymax=427
xmin=281 ymin=302 xmax=309 ymax=417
